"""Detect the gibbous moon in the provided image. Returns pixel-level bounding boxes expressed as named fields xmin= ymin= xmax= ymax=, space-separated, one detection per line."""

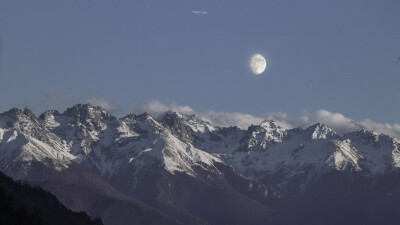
xmin=250 ymin=54 xmax=267 ymax=75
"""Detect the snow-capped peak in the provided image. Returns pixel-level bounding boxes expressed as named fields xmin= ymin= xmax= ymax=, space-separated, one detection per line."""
xmin=259 ymin=120 xmax=281 ymax=129
xmin=0 ymin=105 xmax=399 ymax=184
xmin=63 ymin=104 xmax=111 ymax=122
xmin=304 ymin=123 xmax=338 ymax=140
xmin=159 ymin=110 xmax=214 ymax=133
xmin=0 ymin=107 xmax=44 ymax=138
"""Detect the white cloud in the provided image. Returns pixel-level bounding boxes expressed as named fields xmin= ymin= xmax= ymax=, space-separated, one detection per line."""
xmin=136 ymin=100 xmax=264 ymax=128
xmin=265 ymin=112 xmax=296 ymax=129
xmin=136 ymin=100 xmax=400 ymax=139
xmin=86 ymin=97 xmax=119 ymax=113
xmin=271 ymin=110 xmax=400 ymax=139
xmin=298 ymin=110 xmax=359 ymax=134
xmin=200 ymin=111 xmax=265 ymax=128
xmin=358 ymin=119 xmax=400 ymax=139
xmin=137 ymin=100 xmax=194 ymax=117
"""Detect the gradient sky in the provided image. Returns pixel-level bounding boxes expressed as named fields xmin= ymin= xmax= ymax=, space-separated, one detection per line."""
xmin=0 ymin=0 xmax=399 ymax=124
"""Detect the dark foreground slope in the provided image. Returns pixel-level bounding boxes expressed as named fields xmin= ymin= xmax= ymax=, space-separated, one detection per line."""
xmin=36 ymin=180 xmax=181 ymax=225
xmin=269 ymin=171 xmax=400 ymax=225
xmin=0 ymin=171 xmax=103 ymax=225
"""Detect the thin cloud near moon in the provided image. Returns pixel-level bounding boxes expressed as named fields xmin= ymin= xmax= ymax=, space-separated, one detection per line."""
xmin=250 ymin=54 xmax=267 ymax=75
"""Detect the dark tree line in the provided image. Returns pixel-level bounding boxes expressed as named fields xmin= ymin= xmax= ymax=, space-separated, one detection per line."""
xmin=0 ymin=172 xmax=103 ymax=225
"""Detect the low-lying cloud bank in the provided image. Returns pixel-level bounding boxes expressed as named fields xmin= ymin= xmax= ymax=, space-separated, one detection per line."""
xmin=136 ymin=100 xmax=400 ymax=139
xmin=40 ymin=92 xmax=400 ymax=139
xmin=135 ymin=101 xmax=265 ymax=129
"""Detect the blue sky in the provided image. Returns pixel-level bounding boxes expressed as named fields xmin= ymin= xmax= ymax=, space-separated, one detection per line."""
xmin=0 ymin=0 xmax=399 ymax=127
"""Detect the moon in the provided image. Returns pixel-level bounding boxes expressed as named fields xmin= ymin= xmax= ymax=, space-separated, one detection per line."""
xmin=249 ymin=54 xmax=267 ymax=75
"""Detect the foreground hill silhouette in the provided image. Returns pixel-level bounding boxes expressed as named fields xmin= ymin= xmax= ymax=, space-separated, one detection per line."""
xmin=0 ymin=171 xmax=103 ymax=225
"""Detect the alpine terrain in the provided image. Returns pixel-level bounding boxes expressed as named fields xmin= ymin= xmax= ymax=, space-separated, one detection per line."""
xmin=0 ymin=104 xmax=399 ymax=225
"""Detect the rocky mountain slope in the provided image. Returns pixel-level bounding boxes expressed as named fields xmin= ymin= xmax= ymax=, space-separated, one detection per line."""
xmin=1 ymin=104 xmax=399 ymax=225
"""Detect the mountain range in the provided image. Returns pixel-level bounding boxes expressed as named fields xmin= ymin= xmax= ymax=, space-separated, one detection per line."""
xmin=0 ymin=104 xmax=399 ymax=225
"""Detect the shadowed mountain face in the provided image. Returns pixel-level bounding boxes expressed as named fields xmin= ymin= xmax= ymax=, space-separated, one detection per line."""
xmin=0 ymin=104 xmax=400 ymax=225
xmin=35 ymin=180 xmax=180 ymax=225
xmin=0 ymin=170 xmax=103 ymax=225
